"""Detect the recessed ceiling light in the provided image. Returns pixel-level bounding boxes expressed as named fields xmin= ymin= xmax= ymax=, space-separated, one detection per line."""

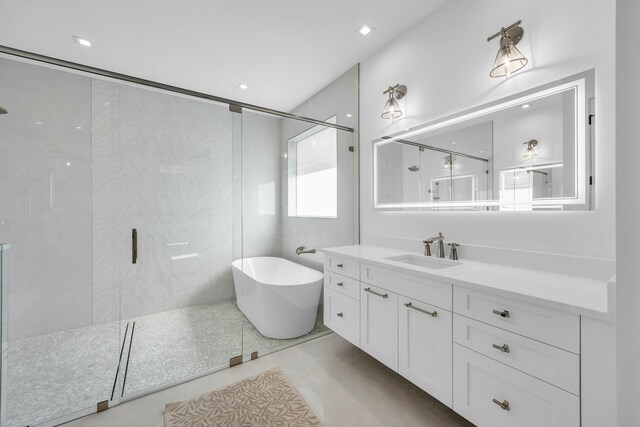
xmin=480 ymin=150 xmax=484 ymax=153
xmin=346 ymin=113 xmax=353 ymax=118
xmin=522 ymin=104 xmax=531 ymax=109
xmin=237 ymin=83 xmax=249 ymax=90
xmin=66 ymin=162 xmax=71 ymax=166
xmin=35 ymin=121 xmax=43 ymax=125
xmin=451 ymin=141 xmax=457 ymax=145
xmin=76 ymin=126 xmax=82 ymax=130
xmin=358 ymin=24 xmax=374 ymax=36
xmin=72 ymin=36 xmax=92 ymax=47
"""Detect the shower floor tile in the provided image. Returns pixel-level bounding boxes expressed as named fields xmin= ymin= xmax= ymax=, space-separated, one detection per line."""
xmin=7 ymin=300 xmax=327 ymax=427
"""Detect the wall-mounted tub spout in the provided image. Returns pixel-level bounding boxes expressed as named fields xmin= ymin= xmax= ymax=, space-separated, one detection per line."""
xmin=296 ymin=245 xmax=316 ymax=255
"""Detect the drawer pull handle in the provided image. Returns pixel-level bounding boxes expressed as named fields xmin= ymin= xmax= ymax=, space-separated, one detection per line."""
xmin=404 ymin=302 xmax=437 ymax=317
xmin=337 ymin=282 xmax=344 ymax=287
xmin=492 ymin=309 xmax=510 ymax=318
xmin=336 ymin=263 xmax=344 ymax=268
xmin=337 ymin=312 xmax=344 ymax=317
xmin=364 ymin=287 xmax=388 ymax=299
xmin=492 ymin=399 xmax=510 ymax=411
xmin=492 ymin=343 xmax=510 ymax=353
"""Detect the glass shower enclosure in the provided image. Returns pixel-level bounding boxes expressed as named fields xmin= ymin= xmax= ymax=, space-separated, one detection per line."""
xmin=0 ymin=55 xmax=358 ymax=426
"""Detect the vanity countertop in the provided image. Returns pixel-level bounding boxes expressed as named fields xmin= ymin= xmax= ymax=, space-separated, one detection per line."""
xmin=322 ymin=245 xmax=615 ymax=322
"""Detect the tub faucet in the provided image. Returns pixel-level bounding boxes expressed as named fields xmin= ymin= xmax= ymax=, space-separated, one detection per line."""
xmin=296 ymin=245 xmax=316 ymax=255
xmin=426 ymin=233 xmax=445 ymax=258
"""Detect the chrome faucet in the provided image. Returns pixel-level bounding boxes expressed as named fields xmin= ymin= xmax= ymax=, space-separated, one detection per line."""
xmin=426 ymin=233 xmax=445 ymax=258
xmin=296 ymin=245 xmax=316 ymax=255
xmin=423 ymin=239 xmax=434 ymax=256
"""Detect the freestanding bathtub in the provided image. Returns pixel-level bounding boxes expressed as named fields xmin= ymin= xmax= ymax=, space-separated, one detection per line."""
xmin=231 ymin=257 xmax=324 ymax=339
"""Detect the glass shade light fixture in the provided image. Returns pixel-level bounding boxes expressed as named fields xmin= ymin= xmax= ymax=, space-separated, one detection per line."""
xmin=522 ymin=139 xmax=538 ymax=159
xmin=487 ymin=20 xmax=528 ymax=78
xmin=381 ymin=84 xmax=407 ymax=119
xmin=442 ymin=155 xmax=456 ymax=170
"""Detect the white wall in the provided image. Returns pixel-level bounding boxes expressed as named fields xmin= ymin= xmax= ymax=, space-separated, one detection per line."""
xmin=359 ymin=0 xmax=615 ymax=258
xmin=279 ymin=65 xmax=360 ymax=270
xmin=616 ymin=0 xmax=640 ymax=425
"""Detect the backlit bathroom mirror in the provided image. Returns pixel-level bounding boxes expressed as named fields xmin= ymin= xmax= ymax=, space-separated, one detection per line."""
xmin=373 ymin=70 xmax=594 ymax=211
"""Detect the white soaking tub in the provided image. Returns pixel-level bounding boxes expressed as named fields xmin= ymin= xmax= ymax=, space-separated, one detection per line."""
xmin=231 ymin=257 xmax=324 ymax=339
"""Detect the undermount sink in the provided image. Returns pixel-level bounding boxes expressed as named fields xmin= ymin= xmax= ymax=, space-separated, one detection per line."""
xmin=385 ymin=254 xmax=460 ymax=270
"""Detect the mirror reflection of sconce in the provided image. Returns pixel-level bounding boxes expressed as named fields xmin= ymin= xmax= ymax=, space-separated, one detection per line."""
xmin=381 ymin=84 xmax=407 ymax=119
xmin=522 ymin=139 xmax=538 ymax=159
xmin=442 ymin=155 xmax=456 ymax=170
xmin=487 ymin=20 xmax=528 ymax=78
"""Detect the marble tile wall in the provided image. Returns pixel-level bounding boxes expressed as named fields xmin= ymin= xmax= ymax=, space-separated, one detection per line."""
xmin=92 ymin=82 xmax=236 ymax=321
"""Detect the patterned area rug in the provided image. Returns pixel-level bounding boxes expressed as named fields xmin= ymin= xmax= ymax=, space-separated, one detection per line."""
xmin=164 ymin=368 xmax=321 ymax=427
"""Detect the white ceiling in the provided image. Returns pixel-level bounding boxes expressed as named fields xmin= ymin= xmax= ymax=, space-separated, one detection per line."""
xmin=0 ymin=0 xmax=447 ymax=112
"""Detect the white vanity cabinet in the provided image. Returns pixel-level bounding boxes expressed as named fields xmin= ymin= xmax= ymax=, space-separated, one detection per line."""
xmin=452 ymin=287 xmax=581 ymax=427
xmin=323 ymin=255 xmax=454 ymax=406
xmin=322 ymin=247 xmax=613 ymax=427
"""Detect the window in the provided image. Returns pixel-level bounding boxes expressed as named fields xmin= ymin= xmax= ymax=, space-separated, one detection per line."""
xmin=288 ymin=116 xmax=337 ymax=218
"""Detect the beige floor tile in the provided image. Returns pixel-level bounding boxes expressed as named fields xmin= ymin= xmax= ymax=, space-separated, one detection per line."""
xmin=63 ymin=333 xmax=473 ymax=427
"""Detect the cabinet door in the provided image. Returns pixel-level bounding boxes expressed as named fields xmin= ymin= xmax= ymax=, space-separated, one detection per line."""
xmin=360 ymin=283 xmax=398 ymax=371
xmin=398 ymin=296 xmax=453 ymax=408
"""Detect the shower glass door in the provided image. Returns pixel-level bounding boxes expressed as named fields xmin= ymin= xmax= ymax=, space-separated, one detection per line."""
xmin=239 ymin=64 xmax=359 ymax=360
xmin=109 ymin=82 xmax=244 ymax=399
xmin=0 ymin=57 xmax=123 ymax=427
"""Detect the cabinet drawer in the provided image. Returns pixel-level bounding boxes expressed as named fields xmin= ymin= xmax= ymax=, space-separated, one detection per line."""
xmin=324 ymin=271 xmax=360 ymax=300
xmin=453 ymin=287 xmax=580 ymax=353
xmin=361 ymin=263 xmax=452 ymax=311
xmin=453 ymin=344 xmax=580 ymax=427
xmin=324 ymin=288 xmax=359 ymax=346
xmin=325 ymin=254 xmax=360 ymax=280
xmin=399 ymin=296 xmax=453 ymax=408
xmin=453 ymin=315 xmax=579 ymax=395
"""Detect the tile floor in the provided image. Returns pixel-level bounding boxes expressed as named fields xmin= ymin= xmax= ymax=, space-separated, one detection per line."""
xmin=7 ymin=300 xmax=327 ymax=427
xmin=63 ymin=333 xmax=474 ymax=427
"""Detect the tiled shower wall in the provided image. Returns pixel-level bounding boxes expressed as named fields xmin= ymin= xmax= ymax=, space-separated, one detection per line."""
xmin=92 ymin=80 xmax=237 ymax=323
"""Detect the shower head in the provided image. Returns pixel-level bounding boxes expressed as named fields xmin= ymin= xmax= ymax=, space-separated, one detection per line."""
xmin=0 ymin=107 xmax=7 ymax=114
xmin=407 ymin=165 xmax=420 ymax=172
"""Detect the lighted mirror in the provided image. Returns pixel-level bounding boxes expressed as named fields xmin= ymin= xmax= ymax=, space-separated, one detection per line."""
xmin=373 ymin=70 xmax=594 ymax=211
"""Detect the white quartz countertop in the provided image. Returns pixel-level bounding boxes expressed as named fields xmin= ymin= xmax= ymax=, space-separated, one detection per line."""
xmin=322 ymin=245 xmax=615 ymax=322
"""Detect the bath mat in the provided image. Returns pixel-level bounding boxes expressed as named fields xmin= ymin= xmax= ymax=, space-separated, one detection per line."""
xmin=164 ymin=367 xmax=321 ymax=427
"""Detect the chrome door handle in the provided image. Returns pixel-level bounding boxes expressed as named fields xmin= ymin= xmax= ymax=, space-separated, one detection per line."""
xmin=364 ymin=287 xmax=388 ymax=299
xmin=337 ymin=282 xmax=344 ymax=287
xmin=492 ymin=309 xmax=510 ymax=318
xmin=337 ymin=312 xmax=344 ymax=317
xmin=492 ymin=343 xmax=510 ymax=353
xmin=492 ymin=399 xmax=510 ymax=411
xmin=404 ymin=302 xmax=437 ymax=317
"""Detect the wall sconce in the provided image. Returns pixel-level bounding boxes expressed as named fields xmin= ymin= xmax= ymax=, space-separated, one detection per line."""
xmin=381 ymin=84 xmax=407 ymax=119
xmin=487 ymin=20 xmax=528 ymax=78
xmin=522 ymin=139 xmax=538 ymax=159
